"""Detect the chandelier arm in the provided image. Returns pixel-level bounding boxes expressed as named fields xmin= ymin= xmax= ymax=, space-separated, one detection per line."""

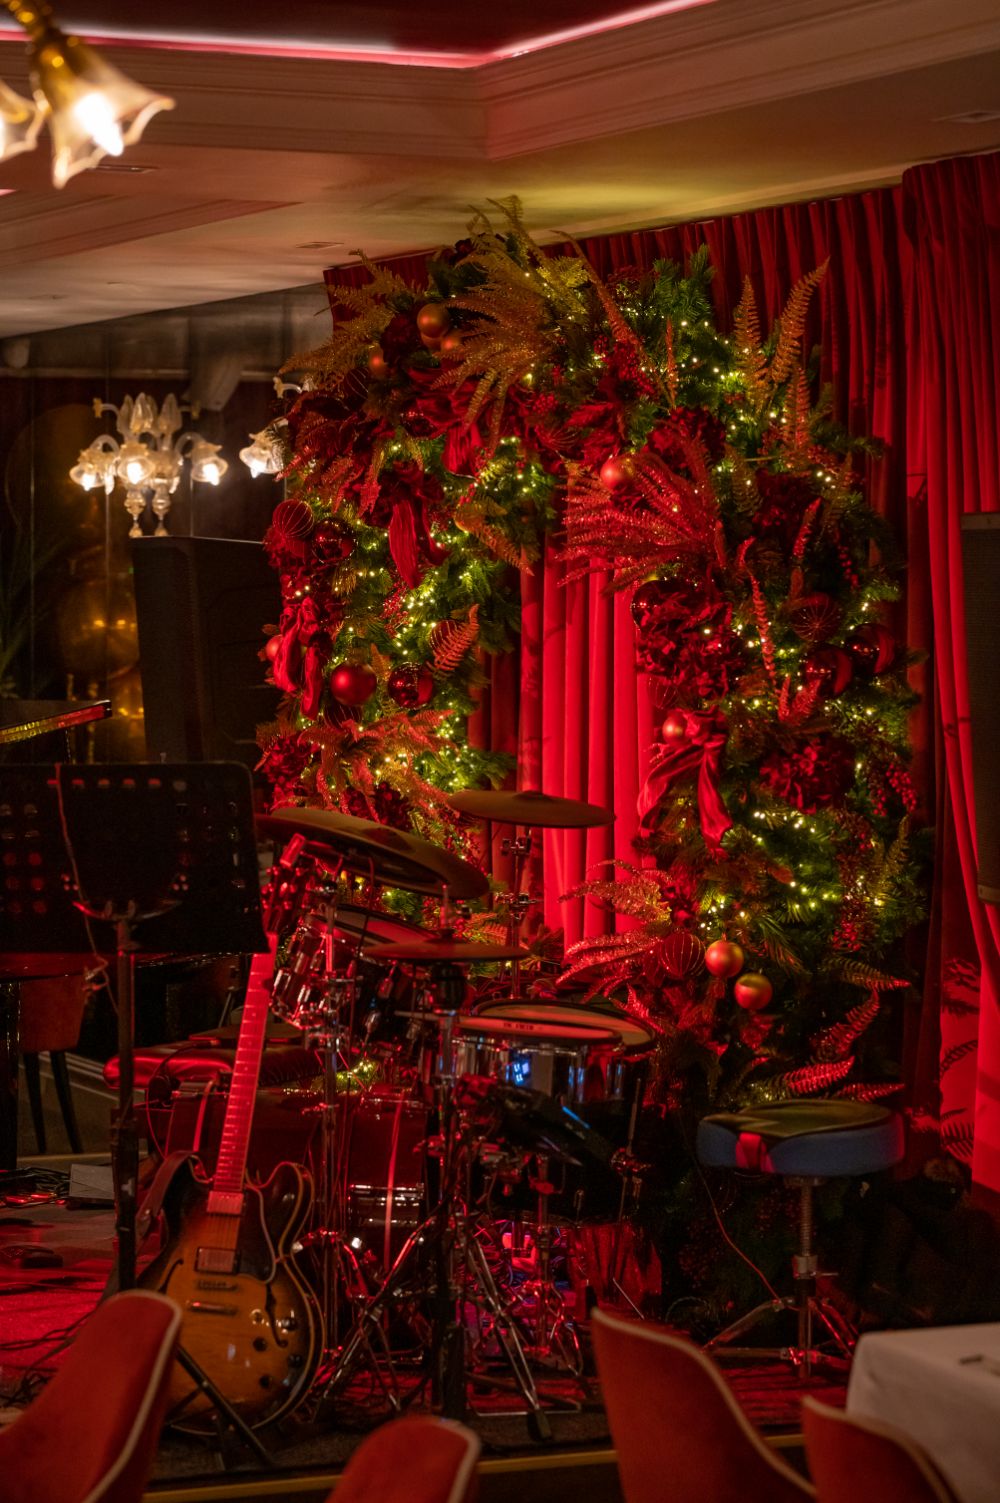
xmin=2 ymin=2 xmax=55 ymax=44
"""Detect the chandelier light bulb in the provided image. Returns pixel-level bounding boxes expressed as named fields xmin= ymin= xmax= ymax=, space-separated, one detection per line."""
xmin=0 ymin=78 xmax=44 ymax=165
xmin=239 ymin=424 xmax=286 ymax=478
xmin=117 ymin=439 xmax=155 ymax=487
xmin=69 ymin=456 xmax=98 ymax=490
xmin=190 ymin=440 xmax=227 ymax=486
xmin=72 ymin=90 xmax=123 ymax=158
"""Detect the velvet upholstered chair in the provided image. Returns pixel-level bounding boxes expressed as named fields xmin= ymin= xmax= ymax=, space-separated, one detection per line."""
xmin=592 ymin=1306 xmax=814 ymax=1503
xmin=802 ymin=1397 xmax=961 ymax=1503
xmin=329 ymin=1416 xmax=480 ymax=1503
xmin=0 ymin=1289 xmax=181 ymax=1503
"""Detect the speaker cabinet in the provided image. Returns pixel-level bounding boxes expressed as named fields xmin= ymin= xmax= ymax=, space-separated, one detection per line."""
xmin=131 ymin=536 xmax=280 ymax=769
xmin=961 ymin=515 xmax=1000 ymax=904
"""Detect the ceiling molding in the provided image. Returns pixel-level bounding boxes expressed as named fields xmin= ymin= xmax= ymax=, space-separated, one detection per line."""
xmin=479 ymin=0 xmax=1000 ymax=155
xmin=0 ymin=194 xmax=290 ymax=267
xmin=0 ymin=44 xmax=485 ymax=161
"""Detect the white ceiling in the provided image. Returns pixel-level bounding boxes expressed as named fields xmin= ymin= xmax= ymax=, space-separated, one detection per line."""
xmin=0 ymin=0 xmax=998 ymax=337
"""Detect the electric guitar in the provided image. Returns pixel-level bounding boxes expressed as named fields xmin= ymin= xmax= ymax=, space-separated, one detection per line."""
xmin=139 ymin=859 xmax=322 ymax=1432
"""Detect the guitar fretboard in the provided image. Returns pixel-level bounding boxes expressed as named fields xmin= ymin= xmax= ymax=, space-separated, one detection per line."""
xmin=210 ymin=938 xmax=276 ymax=1202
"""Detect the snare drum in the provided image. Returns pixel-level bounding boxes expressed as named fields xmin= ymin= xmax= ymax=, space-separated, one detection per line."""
xmin=453 ymin=1015 xmax=619 ymax=1105
xmin=473 ymin=1000 xmax=653 ymax=1102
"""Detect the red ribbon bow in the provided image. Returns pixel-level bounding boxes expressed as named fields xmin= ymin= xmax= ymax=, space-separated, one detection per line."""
xmin=638 ymin=711 xmax=731 ymax=848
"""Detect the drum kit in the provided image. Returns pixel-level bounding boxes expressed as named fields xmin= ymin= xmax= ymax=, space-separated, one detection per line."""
xmin=252 ymin=788 xmax=654 ymax=1436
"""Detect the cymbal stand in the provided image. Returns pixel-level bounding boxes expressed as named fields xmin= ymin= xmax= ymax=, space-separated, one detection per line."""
xmin=499 ymin=830 xmax=534 ymax=1000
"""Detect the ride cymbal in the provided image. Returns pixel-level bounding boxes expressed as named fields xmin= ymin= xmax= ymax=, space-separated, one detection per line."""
xmin=366 ymin=937 xmax=529 ymax=963
xmin=448 ymin=788 xmax=615 ymax=829
xmin=257 ymin=806 xmax=489 ymax=900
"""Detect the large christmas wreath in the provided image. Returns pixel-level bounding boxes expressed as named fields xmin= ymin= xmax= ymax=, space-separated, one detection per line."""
xmin=260 ymin=197 xmax=922 ymax=1135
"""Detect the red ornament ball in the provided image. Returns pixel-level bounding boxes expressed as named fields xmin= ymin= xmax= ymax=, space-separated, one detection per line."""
xmin=329 ymin=661 xmax=377 ymax=706
xmin=387 ymin=664 xmax=435 ymax=709
xmin=311 ymin=518 xmax=356 ymax=566
xmin=787 ymin=592 xmax=842 ymax=645
xmin=704 ymin=939 xmax=745 ymax=979
xmin=630 ymin=578 xmax=671 ymax=628
xmin=804 ymin=646 xmax=854 ymax=697
xmin=734 ymin=972 xmax=773 ymax=1011
xmin=658 ymin=930 xmax=706 ymax=982
xmin=600 ymin=453 xmax=634 ymax=490
xmin=661 ymin=711 xmax=688 ymax=741
xmin=367 ymin=348 xmax=389 ymax=379
xmin=439 ymin=330 xmax=464 ymax=358
xmin=263 ymin=633 xmax=282 ymax=663
xmin=416 ymin=302 xmax=451 ymax=340
xmin=848 ymin=623 xmax=897 ymax=676
xmin=270 ymin=498 xmax=314 ymax=542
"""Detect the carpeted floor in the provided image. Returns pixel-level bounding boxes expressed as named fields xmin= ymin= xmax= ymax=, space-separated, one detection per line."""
xmin=0 ymin=1190 xmax=843 ymax=1488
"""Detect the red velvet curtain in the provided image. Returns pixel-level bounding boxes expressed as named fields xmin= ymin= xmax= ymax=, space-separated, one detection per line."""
xmin=323 ymin=150 xmax=1000 ymax=1189
xmin=903 ymin=153 xmax=1000 ymax=1189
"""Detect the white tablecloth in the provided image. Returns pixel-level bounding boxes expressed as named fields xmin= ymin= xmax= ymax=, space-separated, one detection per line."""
xmin=848 ymin=1323 xmax=1000 ymax=1503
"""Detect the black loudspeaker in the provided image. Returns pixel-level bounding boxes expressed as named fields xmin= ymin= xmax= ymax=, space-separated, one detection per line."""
xmin=131 ymin=537 xmax=280 ymax=769
xmin=961 ymin=515 xmax=1000 ymax=904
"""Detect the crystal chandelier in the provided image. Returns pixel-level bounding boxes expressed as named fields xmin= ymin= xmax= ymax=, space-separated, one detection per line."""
xmin=70 ymin=393 xmax=228 ymax=538
xmin=0 ymin=1 xmax=173 ymax=188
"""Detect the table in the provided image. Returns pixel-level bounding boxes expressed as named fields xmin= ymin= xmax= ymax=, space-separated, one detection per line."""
xmin=848 ymin=1323 xmax=1000 ymax=1503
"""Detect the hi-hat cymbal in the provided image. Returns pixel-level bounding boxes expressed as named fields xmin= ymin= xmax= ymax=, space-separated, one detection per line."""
xmin=366 ymin=937 xmax=529 ymax=963
xmin=257 ymin=807 xmax=489 ymax=901
xmin=448 ymin=788 xmax=615 ymax=829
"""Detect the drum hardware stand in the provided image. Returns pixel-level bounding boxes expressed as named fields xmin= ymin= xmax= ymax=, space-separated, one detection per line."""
xmin=313 ymin=969 xmax=557 ymax=1441
xmin=499 ymin=832 xmax=535 ymax=1000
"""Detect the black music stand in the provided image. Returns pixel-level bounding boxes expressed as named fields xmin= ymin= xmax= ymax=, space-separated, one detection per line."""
xmin=0 ymin=764 xmax=267 ymax=1288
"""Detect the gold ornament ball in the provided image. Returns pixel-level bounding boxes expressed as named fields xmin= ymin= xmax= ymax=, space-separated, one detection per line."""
xmin=416 ymin=302 xmax=450 ymax=339
xmin=439 ymin=329 xmax=464 ymax=358
xmin=705 ymin=939 xmax=745 ymax=978
xmin=734 ymin=972 xmax=773 ymax=1011
xmin=367 ymin=347 xmax=389 ymax=379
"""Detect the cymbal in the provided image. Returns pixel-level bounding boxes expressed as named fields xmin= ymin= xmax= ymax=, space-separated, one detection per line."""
xmin=257 ymin=807 xmax=489 ymax=901
xmin=448 ymin=788 xmax=615 ymax=829
xmin=366 ymin=937 xmax=529 ymax=963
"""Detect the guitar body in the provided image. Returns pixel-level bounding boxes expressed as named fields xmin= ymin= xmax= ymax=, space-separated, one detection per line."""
xmin=140 ymin=1158 xmax=322 ymax=1432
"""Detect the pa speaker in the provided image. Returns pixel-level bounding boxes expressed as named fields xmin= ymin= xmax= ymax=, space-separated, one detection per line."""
xmin=131 ymin=537 xmax=280 ymax=770
xmin=961 ymin=515 xmax=1000 ymax=904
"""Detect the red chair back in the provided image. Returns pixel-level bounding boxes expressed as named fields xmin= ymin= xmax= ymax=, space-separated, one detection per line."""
xmin=0 ymin=1290 xmax=180 ymax=1503
xmin=802 ymin=1397 xmax=961 ymax=1503
xmin=592 ymin=1307 xmax=814 ymax=1503
xmin=331 ymin=1416 xmax=480 ymax=1503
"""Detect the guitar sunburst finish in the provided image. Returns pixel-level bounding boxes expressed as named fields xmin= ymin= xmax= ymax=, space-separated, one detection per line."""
xmin=138 ymin=877 xmax=323 ymax=1433
xmin=140 ymin=1159 xmax=320 ymax=1431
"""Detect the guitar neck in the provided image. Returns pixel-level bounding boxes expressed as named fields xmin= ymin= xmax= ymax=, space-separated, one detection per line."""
xmin=210 ymin=939 xmax=276 ymax=1199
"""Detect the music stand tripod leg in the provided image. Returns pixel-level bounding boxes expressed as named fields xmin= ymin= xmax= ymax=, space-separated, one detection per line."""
xmin=173 ymin=1346 xmax=275 ymax=1468
xmin=113 ymin=919 xmax=140 ymax=1291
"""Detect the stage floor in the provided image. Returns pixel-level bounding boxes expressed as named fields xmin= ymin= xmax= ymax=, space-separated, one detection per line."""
xmin=0 ymin=1171 xmax=839 ymax=1501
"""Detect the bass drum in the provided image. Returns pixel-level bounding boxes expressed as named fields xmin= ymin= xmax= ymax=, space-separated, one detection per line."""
xmin=343 ymin=1088 xmax=428 ymax=1272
